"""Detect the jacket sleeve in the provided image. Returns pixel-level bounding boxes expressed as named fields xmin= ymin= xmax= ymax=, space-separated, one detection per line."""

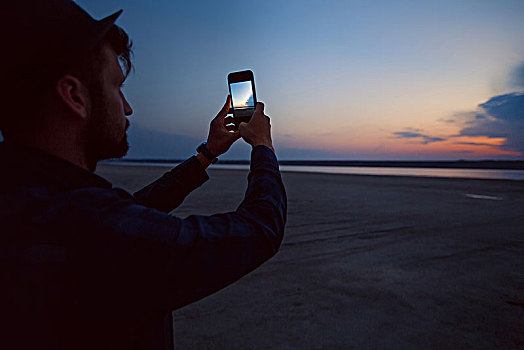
xmin=133 ymin=156 xmax=209 ymax=212
xmin=172 ymin=145 xmax=287 ymax=308
xmin=72 ymin=145 xmax=287 ymax=315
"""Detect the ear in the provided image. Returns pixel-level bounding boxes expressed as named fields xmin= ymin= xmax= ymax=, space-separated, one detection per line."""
xmin=55 ymin=75 xmax=90 ymax=120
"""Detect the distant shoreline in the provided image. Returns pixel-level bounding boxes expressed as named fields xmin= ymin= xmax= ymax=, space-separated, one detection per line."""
xmin=107 ymin=158 xmax=524 ymax=170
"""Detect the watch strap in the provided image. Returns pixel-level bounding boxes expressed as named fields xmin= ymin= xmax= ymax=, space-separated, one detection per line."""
xmin=197 ymin=142 xmax=218 ymax=164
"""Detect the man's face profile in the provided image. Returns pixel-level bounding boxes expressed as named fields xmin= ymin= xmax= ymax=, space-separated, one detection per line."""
xmin=86 ymin=44 xmax=133 ymax=161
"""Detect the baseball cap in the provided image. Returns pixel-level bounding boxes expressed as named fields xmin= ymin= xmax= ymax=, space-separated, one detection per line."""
xmin=1 ymin=0 xmax=123 ymax=85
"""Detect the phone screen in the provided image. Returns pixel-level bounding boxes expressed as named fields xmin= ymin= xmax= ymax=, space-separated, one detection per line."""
xmin=230 ymin=81 xmax=255 ymax=118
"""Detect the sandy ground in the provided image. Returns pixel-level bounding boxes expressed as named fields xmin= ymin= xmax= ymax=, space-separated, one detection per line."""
xmin=96 ymin=164 xmax=524 ymax=349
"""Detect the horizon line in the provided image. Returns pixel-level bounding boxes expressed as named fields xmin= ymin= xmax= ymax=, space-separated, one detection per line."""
xmin=105 ymin=158 xmax=524 ymax=170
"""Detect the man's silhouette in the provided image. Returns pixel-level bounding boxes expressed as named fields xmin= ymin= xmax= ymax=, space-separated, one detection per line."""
xmin=0 ymin=1 xmax=286 ymax=349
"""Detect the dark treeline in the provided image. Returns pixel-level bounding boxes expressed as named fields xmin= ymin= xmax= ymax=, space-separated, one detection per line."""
xmin=112 ymin=159 xmax=524 ymax=170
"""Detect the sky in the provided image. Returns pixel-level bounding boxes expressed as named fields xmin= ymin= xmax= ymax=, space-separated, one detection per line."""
xmin=230 ymin=81 xmax=254 ymax=108
xmin=71 ymin=1 xmax=524 ymax=160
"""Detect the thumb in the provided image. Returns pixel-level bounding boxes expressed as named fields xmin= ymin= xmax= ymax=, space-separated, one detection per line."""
xmin=213 ymin=95 xmax=232 ymax=121
xmin=254 ymin=102 xmax=265 ymax=115
xmin=238 ymin=122 xmax=248 ymax=132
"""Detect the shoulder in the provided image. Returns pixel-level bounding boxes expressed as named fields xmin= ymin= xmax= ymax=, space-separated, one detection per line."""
xmin=1 ymin=185 xmax=131 ymax=224
xmin=4 ymin=185 xmax=173 ymax=234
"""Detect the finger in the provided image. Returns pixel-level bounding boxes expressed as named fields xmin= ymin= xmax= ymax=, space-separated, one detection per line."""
xmin=225 ymin=124 xmax=237 ymax=132
xmin=238 ymin=122 xmax=248 ymax=132
xmin=224 ymin=116 xmax=235 ymax=125
xmin=254 ymin=102 xmax=265 ymax=114
xmin=214 ymin=95 xmax=231 ymax=121
xmin=251 ymin=103 xmax=265 ymax=121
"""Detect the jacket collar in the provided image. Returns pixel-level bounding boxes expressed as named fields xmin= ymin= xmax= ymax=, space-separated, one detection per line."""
xmin=0 ymin=142 xmax=112 ymax=190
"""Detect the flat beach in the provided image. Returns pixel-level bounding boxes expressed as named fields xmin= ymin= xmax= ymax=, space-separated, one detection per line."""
xmin=96 ymin=165 xmax=524 ymax=349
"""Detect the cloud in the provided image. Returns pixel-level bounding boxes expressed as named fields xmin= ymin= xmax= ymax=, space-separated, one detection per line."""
xmin=437 ymin=117 xmax=458 ymax=124
xmin=478 ymin=93 xmax=524 ymax=122
xmin=455 ymin=141 xmax=501 ymax=147
xmin=512 ymin=62 xmax=524 ymax=90
xmin=458 ymin=92 xmax=524 ymax=154
xmin=393 ymin=130 xmax=445 ymax=144
xmin=420 ymin=62 xmax=524 ymax=158
xmin=246 ymin=95 xmax=254 ymax=107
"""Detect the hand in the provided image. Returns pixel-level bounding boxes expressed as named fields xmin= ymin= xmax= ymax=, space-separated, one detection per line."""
xmin=206 ymin=95 xmax=241 ymax=157
xmin=239 ymin=102 xmax=275 ymax=153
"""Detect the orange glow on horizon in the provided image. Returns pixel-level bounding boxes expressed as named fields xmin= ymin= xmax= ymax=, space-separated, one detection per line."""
xmin=450 ymin=136 xmax=506 ymax=146
xmin=276 ymin=132 xmax=522 ymax=159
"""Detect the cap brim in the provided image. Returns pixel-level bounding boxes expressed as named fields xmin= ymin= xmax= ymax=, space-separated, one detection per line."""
xmin=89 ymin=9 xmax=123 ymax=50
xmin=100 ymin=9 xmax=123 ymax=26
xmin=98 ymin=9 xmax=123 ymax=34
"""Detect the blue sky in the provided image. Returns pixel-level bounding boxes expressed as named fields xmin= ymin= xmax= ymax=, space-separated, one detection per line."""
xmin=230 ymin=81 xmax=254 ymax=108
xmin=71 ymin=0 xmax=524 ymax=160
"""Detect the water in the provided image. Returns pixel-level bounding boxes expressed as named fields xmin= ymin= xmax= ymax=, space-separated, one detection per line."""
xmin=277 ymin=165 xmax=524 ymax=180
xmin=103 ymin=161 xmax=524 ymax=181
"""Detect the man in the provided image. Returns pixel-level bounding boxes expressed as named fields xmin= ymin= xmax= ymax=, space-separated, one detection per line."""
xmin=0 ymin=1 xmax=286 ymax=349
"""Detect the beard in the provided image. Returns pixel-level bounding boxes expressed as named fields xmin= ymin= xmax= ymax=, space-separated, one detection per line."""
xmin=86 ymin=89 xmax=129 ymax=162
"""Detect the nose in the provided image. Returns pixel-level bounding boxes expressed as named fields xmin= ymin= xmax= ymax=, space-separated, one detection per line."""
xmin=121 ymin=91 xmax=133 ymax=116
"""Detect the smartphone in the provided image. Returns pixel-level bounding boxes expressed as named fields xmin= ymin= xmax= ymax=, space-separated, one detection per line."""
xmin=228 ymin=70 xmax=257 ymax=127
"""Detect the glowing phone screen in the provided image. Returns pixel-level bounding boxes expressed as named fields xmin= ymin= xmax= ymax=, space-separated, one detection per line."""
xmin=230 ymin=81 xmax=255 ymax=117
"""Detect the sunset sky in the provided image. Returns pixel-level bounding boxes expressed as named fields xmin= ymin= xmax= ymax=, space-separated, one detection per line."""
xmin=76 ymin=0 xmax=524 ymax=160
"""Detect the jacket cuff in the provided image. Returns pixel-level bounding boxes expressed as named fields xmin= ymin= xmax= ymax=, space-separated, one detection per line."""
xmin=250 ymin=145 xmax=279 ymax=172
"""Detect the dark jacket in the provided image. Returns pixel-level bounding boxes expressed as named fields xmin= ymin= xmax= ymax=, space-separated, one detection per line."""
xmin=0 ymin=142 xmax=286 ymax=349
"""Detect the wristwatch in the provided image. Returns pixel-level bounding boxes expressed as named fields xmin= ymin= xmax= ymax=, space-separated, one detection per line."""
xmin=196 ymin=142 xmax=218 ymax=164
